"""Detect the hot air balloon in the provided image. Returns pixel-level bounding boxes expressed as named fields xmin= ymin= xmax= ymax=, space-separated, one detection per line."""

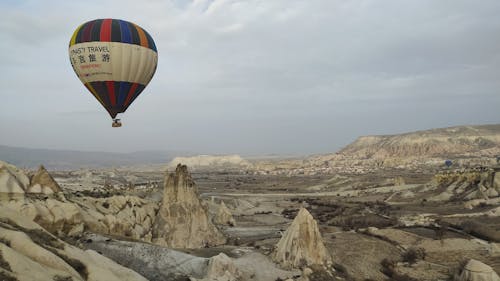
xmin=445 ymin=159 xmax=452 ymax=168
xmin=68 ymin=19 xmax=158 ymax=127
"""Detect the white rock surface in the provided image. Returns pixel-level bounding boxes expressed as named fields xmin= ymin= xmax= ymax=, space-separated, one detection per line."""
xmin=272 ymin=208 xmax=332 ymax=269
xmin=457 ymin=259 xmax=500 ymax=281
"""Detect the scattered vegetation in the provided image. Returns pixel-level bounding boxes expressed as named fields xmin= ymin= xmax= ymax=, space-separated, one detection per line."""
xmin=401 ymin=248 xmax=426 ymax=265
xmin=55 ymin=253 xmax=88 ymax=280
xmin=380 ymin=258 xmax=419 ymax=281
xmin=0 ymin=271 xmax=17 ymax=281
xmin=0 ymin=250 xmax=12 ymax=272
xmin=334 ymin=214 xmax=397 ymax=231
xmin=0 ymin=237 xmax=11 ymax=247
xmin=460 ymin=220 xmax=500 ymax=242
xmin=53 ymin=275 xmax=73 ymax=281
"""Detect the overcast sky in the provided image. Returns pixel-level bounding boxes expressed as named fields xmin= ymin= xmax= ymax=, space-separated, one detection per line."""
xmin=0 ymin=0 xmax=499 ymax=155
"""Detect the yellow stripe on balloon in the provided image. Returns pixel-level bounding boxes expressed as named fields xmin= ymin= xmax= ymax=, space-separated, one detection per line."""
xmin=69 ymin=24 xmax=84 ymax=46
xmin=85 ymin=83 xmax=105 ymax=106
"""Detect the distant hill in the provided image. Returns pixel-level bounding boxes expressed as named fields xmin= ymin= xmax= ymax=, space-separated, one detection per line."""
xmin=0 ymin=145 xmax=194 ymax=169
xmin=338 ymin=124 xmax=500 ymax=159
xmin=250 ymin=124 xmax=500 ymax=175
xmin=168 ymin=155 xmax=252 ymax=170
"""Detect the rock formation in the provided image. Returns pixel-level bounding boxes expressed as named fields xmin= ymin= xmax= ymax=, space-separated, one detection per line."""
xmin=0 ymin=194 xmax=158 ymax=240
xmin=272 ymin=207 xmax=332 ymax=269
xmin=456 ymin=259 xmax=500 ymax=281
xmin=214 ymin=201 xmax=236 ymax=226
xmin=192 ymin=253 xmax=243 ymax=281
xmin=0 ymin=160 xmax=29 ymax=194
xmin=77 ymin=195 xmax=159 ymax=241
xmin=28 ymin=165 xmax=62 ymax=194
xmin=152 ymin=164 xmax=226 ymax=248
xmin=0 ymin=207 xmax=148 ymax=281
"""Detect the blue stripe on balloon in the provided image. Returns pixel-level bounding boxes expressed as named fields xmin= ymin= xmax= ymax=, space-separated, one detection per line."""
xmin=117 ymin=81 xmax=130 ymax=108
xmin=119 ymin=20 xmax=132 ymax=44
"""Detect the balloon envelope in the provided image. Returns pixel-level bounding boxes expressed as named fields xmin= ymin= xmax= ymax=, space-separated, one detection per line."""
xmin=69 ymin=19 xmax=158 ymax=118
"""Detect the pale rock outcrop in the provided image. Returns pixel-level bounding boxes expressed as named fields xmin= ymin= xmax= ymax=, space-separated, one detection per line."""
xmin=0 ymin=206 xmax=148 ymax=281
xmin=153 ymin=164 xmax=226 ymax=248
xmin=456 ymin=259 xmax=500 ymax=281
xmin=1 ymin=198 xmax=84 ymax=237
xmin=192 ymin=253 xmax=243 ymax=281
xmin=214 ymin=201 xmax=236 ymax=226
xmin=169 ymin=155 xmax=251 ymax=170
xmin=27 ymin=165 xmax=62 ymax=194
xmin=393 ymin=176 xmax=406 ymax=186
xmin=0 ymin=195 xmax=158 ymax=239
xmin=489 ymin=243 xmax=500 ymax=257
xmin=0 ymin=160 xmax=29 ymax=194
xmin=486 ymin=188 xmax=499 ymax=198
xmin=0 ymin=165 xmax=26 ymax=194
xmin=494 ymin=172 xmax=500 ymax=190
xmin=77 ymin=195 xmax=158 ymax=241
xmin=273 ymin=208 xmax=332 ymax=269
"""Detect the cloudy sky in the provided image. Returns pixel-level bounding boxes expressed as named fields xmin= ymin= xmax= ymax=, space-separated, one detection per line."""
xmin=0 ymin=0 xmax=499 ymax=155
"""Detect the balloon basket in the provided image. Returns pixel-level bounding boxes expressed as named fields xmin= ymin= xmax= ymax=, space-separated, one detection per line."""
xmin=112 ymin=119 xmax=122 ymax=127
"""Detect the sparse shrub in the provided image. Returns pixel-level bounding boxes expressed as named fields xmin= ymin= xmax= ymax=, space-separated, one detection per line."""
xmin=333 ymin=263 xmax=347 ymax=274
xmin=402 ymin=247 xmax=426 ymax=265
xmin=53 ymin=276 xmax=73 ymax=281
xmin=297 ymin=258 xmax=307 ymax=269
xmin=381 ymin=258 xmax=396 ymax=270
xmin=380 ymin=258 xmax=418 ymax=281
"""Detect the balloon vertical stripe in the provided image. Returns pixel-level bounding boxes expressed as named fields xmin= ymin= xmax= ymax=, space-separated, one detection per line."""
xmin=70 ymin=24 xmax=83 ymax=46
xmin=119 ymin=20 xmax=132 ymax=44
xmin=117 ymin=81 xmax=130 ymax=107
xmin=84 ymin=83 xmax=105 ymax=106
xmin=134 ymin=24 xmax=149 ymax=48
xmin=106 ymin=81 xmax=116 ymax=106
xmin=124 ymin=83 xmax=139 ymax=107
xmin=90 ymin=19 xmax=103 ymax=41
xmin=100 ymin=19 xmax=112 ymax=42
xmin=81 ymin=22 xmax=92 ymax=42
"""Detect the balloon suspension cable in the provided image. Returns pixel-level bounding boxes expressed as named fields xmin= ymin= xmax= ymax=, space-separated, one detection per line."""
xmin=112 ymin=118 xmax=122 ymax=128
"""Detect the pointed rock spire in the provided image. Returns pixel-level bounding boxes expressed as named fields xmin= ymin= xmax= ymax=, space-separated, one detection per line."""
xmin=152 ymin=164 xmax=226 ymax=248
xmin=214 ymin=201 xmax=236 ymax=226
xmin=273 ymin=208 xmax=332 ymax=269
xmin=28 ymin=165 xmax=62 ymax=194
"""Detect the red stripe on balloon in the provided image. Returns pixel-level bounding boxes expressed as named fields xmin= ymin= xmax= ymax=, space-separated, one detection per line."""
xmin=124 ymin=83 xmax=138 ymax=107
xmin=100 ymin=19 xmax=112 ymax=41
xmin=106 ymin=81 xmax=116 ymax=106
xmin=82 ymin=21 xmax=95 ymax=42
